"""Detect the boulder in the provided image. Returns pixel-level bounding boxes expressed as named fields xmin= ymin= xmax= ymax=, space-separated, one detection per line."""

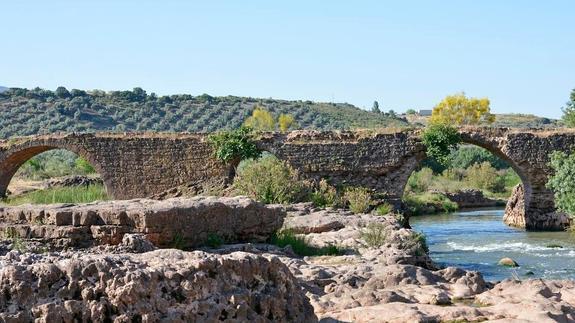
xmin=0 ymin=249 xmax=317 ymax=322
xmin=0 ymin=196 xmax=286 ymax=249
xmin=498 ymin=257 xmax=519 ymax=267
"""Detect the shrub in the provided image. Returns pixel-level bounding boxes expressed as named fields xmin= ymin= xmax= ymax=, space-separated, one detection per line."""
xmin=234 ymin=155 xmax=306 ymax=204
xmin=206 ymin=233 xmax=224 ymax=248
xmin=208 ymin=126 xmax=261 ymax=164
xmin=547 ymin=151 xmax=575 ymax=216
xmin=270 ymin=229 xmax=342 ymax=256
xmin=309 ymin=179 xmax=340 ymax=208
xmin=449 ymin=146 xmax=510 ymax=170
xmin=344 ymin=187 xmax=372 ymax=214
xmin=405 ymin=167 xmax=434 ymax=193
xmin=244 ymin=106 xmax=275 ymax=131
xmin=465 ymin=162 xmax=505 ymax=193
xmin=421 ymin=123 xmax=461 ymax=167
xmin=360 ymin=223 xmax=388 ymax=248
xmin=376 ymin=203 xmax=393 ymax=215
xmin=403 ymin=192 xmax=458 ymax=216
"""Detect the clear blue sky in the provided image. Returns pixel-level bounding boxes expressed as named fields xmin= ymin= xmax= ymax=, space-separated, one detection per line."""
xmin=1 ymin=1 xmax=573 ymax=118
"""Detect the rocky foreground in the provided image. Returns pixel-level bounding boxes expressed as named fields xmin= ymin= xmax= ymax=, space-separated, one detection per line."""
xmin=0 ymin=198 xmax=574 ymax=322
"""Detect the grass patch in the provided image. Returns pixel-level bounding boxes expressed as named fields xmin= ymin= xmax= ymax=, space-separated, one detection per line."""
xmin=2 ymin=184 xmax=109 ymax=205
xmin=270 ymin=229 xmax=343 ymax=257
xmin=360 ymin=223 xmax=389 ymax=248
xmin=376 ymin=202 xmax=393 ymax=215
xmin=344 ymin=187 xmax=372 ymax=214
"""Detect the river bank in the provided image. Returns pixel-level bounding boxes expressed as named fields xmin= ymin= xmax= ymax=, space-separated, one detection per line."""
xmin=0 ymin=198 xmax=574 ymax=321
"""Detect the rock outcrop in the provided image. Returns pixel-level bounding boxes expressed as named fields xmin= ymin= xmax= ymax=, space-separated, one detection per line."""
xmin=0 ymin=249 xmax=317 ymax=322
xmin=505 ymin=184 xmax=571 ymax=230
xmin=0 ymin=196 xmax=285 ymax=249
xmin=443 ymin=189 xmax=505 ymax=209
xmin=44 ymin=175 xmax=104 ymax=189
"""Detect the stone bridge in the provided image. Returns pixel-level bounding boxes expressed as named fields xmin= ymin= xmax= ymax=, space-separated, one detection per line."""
xmin=1 ymin=128 xmax=574 ymax=230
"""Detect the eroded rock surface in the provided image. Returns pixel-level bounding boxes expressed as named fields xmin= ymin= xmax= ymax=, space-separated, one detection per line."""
xmin=0 ymin=249 xmax=317 ymax=323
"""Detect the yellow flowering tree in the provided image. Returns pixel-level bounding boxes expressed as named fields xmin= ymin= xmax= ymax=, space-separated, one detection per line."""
xmin=244 ymin=106 xmax=276 ymax=131
xmin=278 ymin=114 xmax=296 ymax=132
xmin=430 ymin=93 xmax=495 ymax=125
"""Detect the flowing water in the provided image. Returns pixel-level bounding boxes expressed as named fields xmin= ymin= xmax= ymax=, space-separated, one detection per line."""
xmin=410 ymin=208 xmax=575 ymax=281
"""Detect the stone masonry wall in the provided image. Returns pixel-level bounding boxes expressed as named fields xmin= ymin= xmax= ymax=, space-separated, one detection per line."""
xmin=2 ymin=128 xmax=575 ymax=230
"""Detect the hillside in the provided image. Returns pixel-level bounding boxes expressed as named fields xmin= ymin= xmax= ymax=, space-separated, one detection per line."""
xmin=0 ymin=87 xmax=408 ymax=139
xmin=406 ymin=112 xmax=560 ymax=128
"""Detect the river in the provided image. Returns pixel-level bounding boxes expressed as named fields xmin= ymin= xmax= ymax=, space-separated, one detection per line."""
xmin=410 ymin=208 xmax=575 ymax=281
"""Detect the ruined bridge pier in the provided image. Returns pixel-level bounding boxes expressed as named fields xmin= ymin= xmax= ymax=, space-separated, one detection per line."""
xmin=1 ymin=128 xmax=575 ymax=231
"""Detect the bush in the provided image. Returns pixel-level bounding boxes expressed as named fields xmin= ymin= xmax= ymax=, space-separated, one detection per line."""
xmin=376 ymin=203 xmax=393 ymax=215
xmin=449 ymin=146 xmax=510 ymax=170
xmin=465 ymin=162 xmax=506 ymax=193
xmin=309 ymin=179 xmax=340 ymax=208
xmin=547 ymin=151 xmax=575 ymax=216
xmin=421 ymin=123 xmax=461 ymax=167
xmin=208 ymin=126 xmax=261 ymax=164
xmin=344 ymin=187 xmax=372 ymax=214
xmin=403 ymin=192 xmax=458 ymax=216
xmin=234 ymin=155 xmax=306 ymax=204
xmin=271 ymin=229 xmax=342 ymax=256
xmin=360 ymin=223 xmax=389 ymax=248
xmin=406 ymin=167 xmax=434 ymax=193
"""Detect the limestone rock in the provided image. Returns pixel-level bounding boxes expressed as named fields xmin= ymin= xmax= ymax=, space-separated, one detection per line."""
xmin=0 ymin=196 xmax=285 ymax=249
xmin=498 ymin=257 xmax=519 ymax=267
xmin=0 ymin=249 xmax=317 ymax=322
xmin=121 ymin=233 xmax=156 ymax=253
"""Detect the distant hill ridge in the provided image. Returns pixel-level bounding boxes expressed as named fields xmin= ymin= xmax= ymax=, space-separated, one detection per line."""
xmin=0 ymin=87 xmax=559 ymax=139
xmin=0 ymin=87 xmax=407 ymax=139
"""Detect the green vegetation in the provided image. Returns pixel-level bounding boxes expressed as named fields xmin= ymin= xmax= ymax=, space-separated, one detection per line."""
xmin=344 ymin=187 xmax=372 ymax=214
xmin=360 ymin=223 xmax=388 ymax=247
xmin=234 ymin=155 xmax=306 ymax=204
xmin=206 ymin=233 xmax=224 ymax=248
xmin=421 ymin=124 xmax=461 ymax=167
xmin=271 ymin=229 xmax=342 ymax=256
xmin=404 ymin=146 xmax=521 ymax=216
xmin=3 ymin=227 xmax=26 ymax=252
xmin=403 ymin=192 xmax=459 ymax=216
xmin=376 ymin=203 xmax=393 ymax=215
xmin=208 ymin=126 xmax=261 ymax=164
xmin=547 ymin=151 xmax=575 ymax=217
xmin=15 ymin=149 xmax=96 ymax=180
xmin=171 ymin=232 xmax=186 ymax=250
xmin=309 ymin=179 xmax=341 ymax=208
xmin=2 ymin=184 xmax=109 ymax=205
xmin=561 ymin=88 xmax=575 ymax=127
xmin=0 ymin=87 xmax=408 ymax=139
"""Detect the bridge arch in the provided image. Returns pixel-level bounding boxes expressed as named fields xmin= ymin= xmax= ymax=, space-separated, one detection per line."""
xmin=0 ymin=139 xmax=113 ymax=199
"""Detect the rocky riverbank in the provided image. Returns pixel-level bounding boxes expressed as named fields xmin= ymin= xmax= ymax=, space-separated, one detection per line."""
xmin=0 ymin=198 xmax=574 ymax=322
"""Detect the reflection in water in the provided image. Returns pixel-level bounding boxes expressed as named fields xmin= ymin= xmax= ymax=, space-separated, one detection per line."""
xmin=410 ymin=208 xmax=575 ymax=281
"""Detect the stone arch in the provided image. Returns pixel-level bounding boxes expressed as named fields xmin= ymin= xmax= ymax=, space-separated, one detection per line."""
xmin=399 ymin=132 xmax=531 ymax=225
xmin=0 ymin=140 xmax=113 ymax=199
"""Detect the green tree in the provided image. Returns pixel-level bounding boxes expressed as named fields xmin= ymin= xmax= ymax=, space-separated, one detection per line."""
xmin=208 ymin=126 xmax=261 ymax=164
xmin=547 ymin=151 xmax=575 ymax=216
xmin=55 ymin=86 xmax=70 ymax=98
xmin=421 ymin=123 xmax=461 ymax=167
xmin=75 ymin=157 xmax=96 ymax=174
xmin=406 ymin=109 xmax=416 ymax=115
xmin=372 ymin=101 xmax=380 ymax=113
xmin=561 ymin=88 xmax=575 ymax=127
